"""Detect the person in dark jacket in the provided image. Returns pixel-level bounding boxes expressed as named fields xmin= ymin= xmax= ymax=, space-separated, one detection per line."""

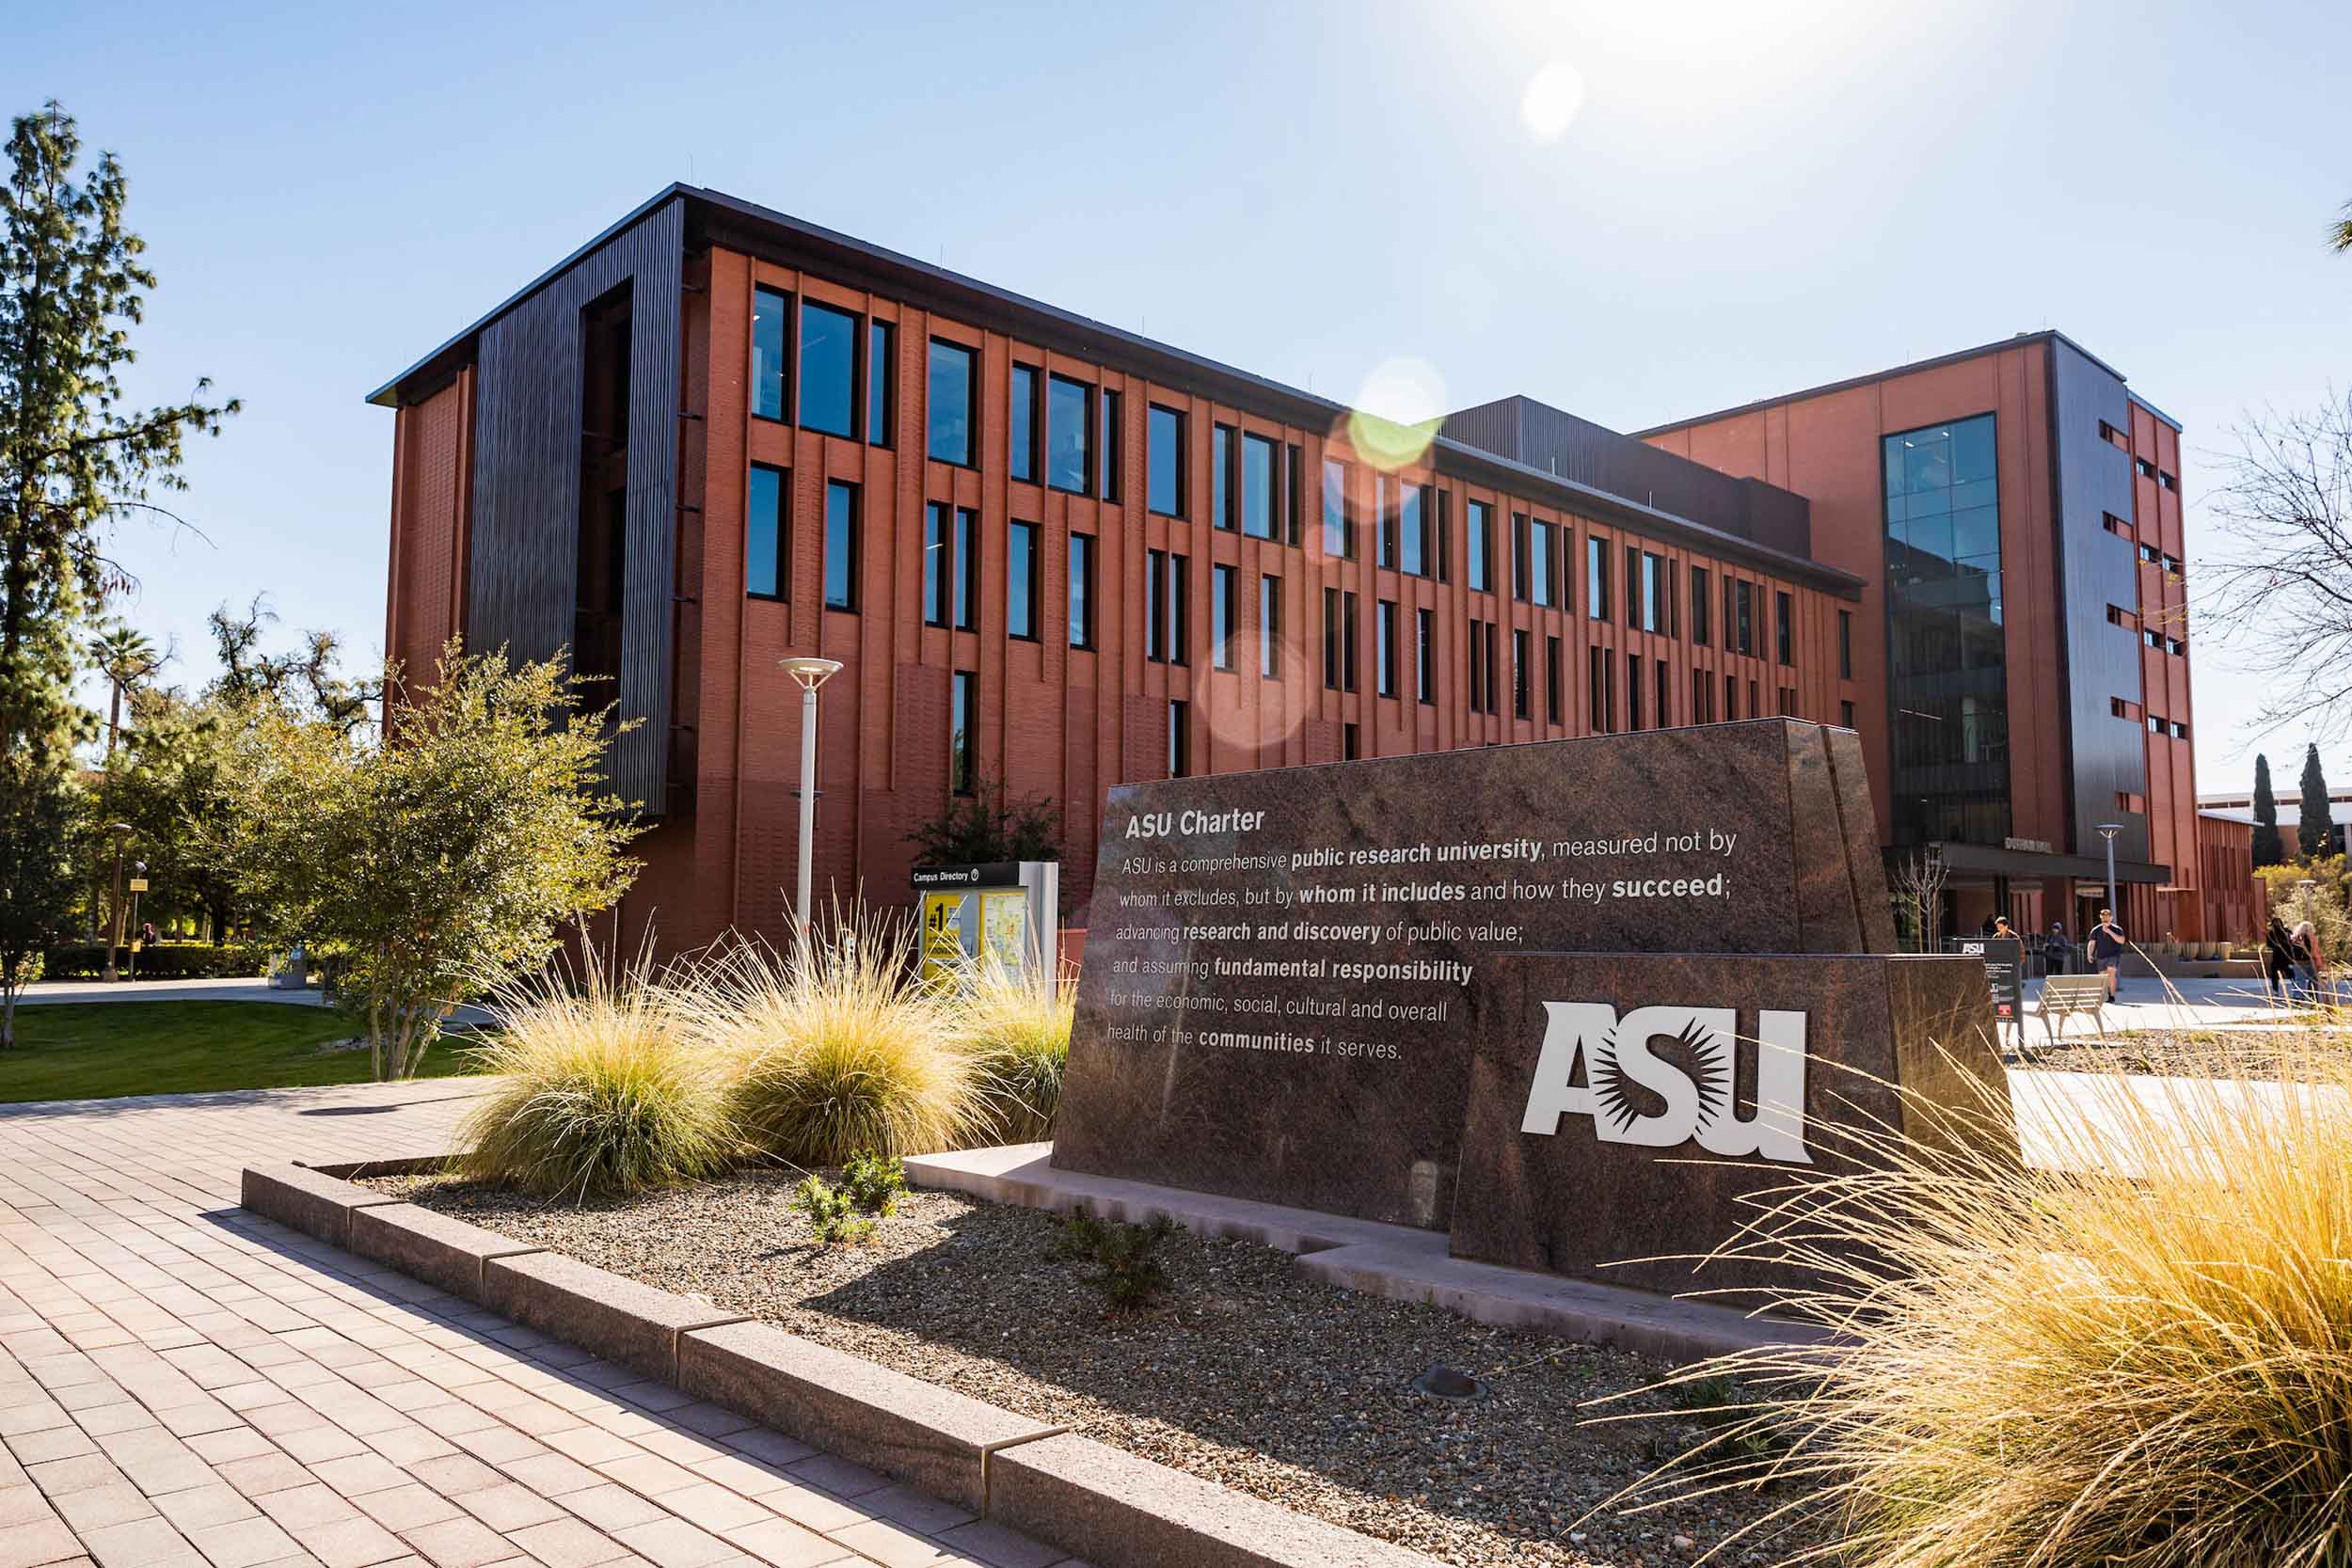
xmin=2045 ymin=922 xmax=2071 ymax=975
xmin=2263 ymin=916 xmax=2297 ymax=1001
xmin=2090 ymin=909 xmax=2129 ymax=999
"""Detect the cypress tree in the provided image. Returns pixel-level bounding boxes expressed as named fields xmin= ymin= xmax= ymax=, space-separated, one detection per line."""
xmin=2251 ymin=753 xmax=2283 ymax=866
xmin=2298 ymin=744 xmax=2333 ymax=860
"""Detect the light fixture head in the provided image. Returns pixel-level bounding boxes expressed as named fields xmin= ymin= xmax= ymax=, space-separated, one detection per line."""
xmin=2095 ymin=822 xmax=2122 ymax=839
xmin=779 ymin=657 xmax=844 ymax=692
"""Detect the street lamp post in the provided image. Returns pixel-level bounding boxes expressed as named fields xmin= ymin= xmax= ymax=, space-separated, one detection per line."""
xmin=779 ymin=657 xmax=845 ymax=939
xmin=103 ymin=822 xmax=134 ymax=983
xmin=2095 ymin=822 xmax=2122 ymax=914
xmin=128 ymin=863 xmax=148 ymax=981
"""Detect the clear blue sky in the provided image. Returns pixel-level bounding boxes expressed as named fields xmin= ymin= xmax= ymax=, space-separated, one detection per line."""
xmin=13 ymin=0 xmax=2350 ymax=795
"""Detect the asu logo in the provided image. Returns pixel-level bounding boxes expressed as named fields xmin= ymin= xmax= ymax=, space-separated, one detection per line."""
xmin=1518 ymin=1004 xmax=1812 ymax=1164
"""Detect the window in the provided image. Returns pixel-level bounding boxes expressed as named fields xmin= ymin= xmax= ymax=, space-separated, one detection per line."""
xmin=1546 ymin=635 xmax=1562 ymax=724
xmin=2167 ymin=637 xmax=2185 ymax=657
xmin=1776 ymin=591 xmax=1794 ymax=665
xmin=2142 ymin=627 xmax=2164 ymax=649
xmin=1734 ymin=580 xmax=1754 ymax=655
xmin=799 ymin=300 xmax=856 ymax=437
xmin=1343 ymin=592 xmax=1359 ymax=692
xmin=1416 ymin=609 xmax=1435 ymax=703
xmin=1692 ymin=670 xmax=1713 ymax=723
xmin=2138 ymin=542 xmax=2162 ymax=563
xmin=1261 ymin=575 xmax=1281 ymax=678
xmin=1657 ymin=659 xmax=1670 ymax=730
xmin=1587 ymin=534 xmax=1611 ymax=620
xmin=1624 ymin=546 xmax=1641 ymax=629
xmin=1048 ymin=375 xmax=1091 ymax=494
xmin=752 ymin=288 xmax=788 ymax=421
xmin=822 ymin=481 xmax=857 ymax=610
xmin=1377 ymin=599 xmax=1399 ymax=697
xmin=1399 ymin=483 xmax=1427 ymax=577
xmin=1749 ymin=678 xmax=1760 ymax=720
xmin=1168 ymin=556 xmax=1190 ymax=665
xmin=1840 ymin=700 xmax=1855 ymax=728
xmin=953 ymin=507 xmax=977 ymax=631
xmin=1530 ymin=521 xmax=1554 ymax=608
xmin=1690 ymin=566 xmax=1711 ymax=646
xmin=1343 ymin=722 xmax=1359 ymax=761
xmin=1213 ymin=423 xmax=1234 ymax=531
xmin=923 ymin=503 xmax=949 ymax=626
xmin=2136 ymin=457 xmax=2156 ymax=479
xmin=1008 ymin=521 xmax=1039 ymax=640
xmin=1482 ymin=621 xmax=1498 ymax=714
xmin=950 ymin=671 xmax=977 ymax=795
xmin=2148 ymin=713 xmax=2163 ymax=734
xmin=1467 ymin=501 xmax=1492 ymax=594
xmin=1242 ymin=434 xmax=1277 ymax=539
xmin=1009 ymin=364 xmax=1039 ymax=483
xmin=2110 ymin=696 xmax=2131 ymax=720
xmin=1148 ymin=405 xmax=1184 ymax=515
xmin=1168 ymin=700 xmax=1189 ymax=778
xmin=2169 ymin=720 xmax=2188 ymax=739
xmin=866 ymin=321 xmax=894 ymax=446
xmin=1285 ymin=444 xmax=1303 ymax=546
xmin=1467 ymin=617 xmax=1485 ymax=712
xmin=1323 ymin=459 xmax=1352 ymax=558
xmin=1433 ymin=490 xmax=1450 ymax=582
xmin=746 ymin=465 xmax=786 ymax=598
xmin=1513 ymin=629 xmax=1531 ymax=719
xmin=1099 ymin=389 xmax=1122 ymax=500
xmin=1145 ymin=551 xmax=1167 ymax=661
xmin=1323 ymin=588 xmax=1343 ymax=691
xmin=1213 ymin=563 xmax=1237 ymax=670
xmin=1838 ymin=610 xmax=1852 ymax=679
xmin=1724 ymin=673 xmax=1739 ymax=720
xmin=1778 ymin=685 xmax=1797 ymax=717
xmin=1375 ymin=475 xmax=1394 ymax=567
xmin=928 ymin=340 xmax=977 ymax=466
xmin=1628 ymin=653 xmax=1644 ymax=729
xmin=1512 ymin=515 xmax=1530 ymax=601
xmin=923 ymin=503 xmax=978 ymax=629
xmin=1068 ymin=532 xmax=1095 ymax=648
xmin=2158 ymin=470 xmax=2177 ymax=492
xmin=1636 ymin=551 xmax=1664 ymax=632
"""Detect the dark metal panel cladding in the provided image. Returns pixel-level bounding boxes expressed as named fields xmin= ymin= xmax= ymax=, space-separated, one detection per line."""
xmin=467 ymin=198 xmax=682 ymax=815
xmin=2046 ymin=338 xmax=2148 ymax=864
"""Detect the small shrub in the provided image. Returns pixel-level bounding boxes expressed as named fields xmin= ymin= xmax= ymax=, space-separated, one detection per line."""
xmin=789 ymin=1175 xmax=874 ymax=1245
xmin=841 ymin=1148 xmax=905 ymax=1215
xmin=41 ymin=942 xmax=267 ymax=981
xmin=681 ymin=909 xmax=988 ymax=1165
xmin=458 ymin=953 xmax=738 ymax=1202
xmin=1048 ymin=1210 xmax=1175 ymax=1312
xmin=951 ymin=959 xmax=1073 ymax=1142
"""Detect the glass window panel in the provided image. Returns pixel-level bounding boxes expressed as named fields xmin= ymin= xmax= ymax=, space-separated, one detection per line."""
xmin=1243 ymin=434 xmax=1276 ymax=540
xmin=866 ymin=321 xmax=893 ymax=446
xmin=1530 ymin=523 xmax=1551 ymax=607
xmin=1323 ymin=460 xmax=1348 ymax=557
xmin=746 ymin=466 xmax=784 ymax=597
xmin=1009 ymin=521 xmax=1037 ymax=639
xmin=1069 ymin=534 xmax=1094 ymax=647
xmin=1009 ymin=365 xmax=1038 ymax=483
xmin=1949 ymin=478 xmax=1995 ymax=512
xmin=1399 ymin=483 xmax=1422 ymax=574
xmin=922 ymin=502 xmax=948 ymax=626
xmin=1950 ymin=505 xmax=2000 ymax=561
xmin=1048 ymin=375 xmax=1090 ymax=494
xmin=954 ymin=507 xmax=977 ymax=630
xmin=799 ymin=301 xmax=856 ymax=437
xmin=752 ymin=288 xmax=787 ymax=421
xmin=1467 ymin=501 xmax=1490 ymax=593
xmin=1148 ymin=406 xmax=1183 ymax=515
xmin=1903 ymin=435 xmax=1953 ymax=494
xmin=1953 ymin=418 xmax=1996 ymax=483
xmin=1213 ymin=425 xmax=1232 ymax=530
xmin=928 ymin=341 xmax=975 ymax=465
xmin=823 ymin=482 xmax=856 ymax=610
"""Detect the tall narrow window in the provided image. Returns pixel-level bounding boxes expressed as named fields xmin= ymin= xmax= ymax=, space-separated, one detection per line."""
xmin=1148 ymin=405 xmax=1184 ymax=515
xmin=1468 ymin=617 xmax=1486 ymax=714
xmin=1416 ymin=608 xmax=1434 ymax=703
xmin=1048 ymin=374 xmax=1090 ymax=494
xmin=1242 ymin=434 xmax=1276 ymax=540
xmin=799 ymin=301 xmax=856 ymax=437
xmin=928 ymin=340 xmax=976 ymax=466
xmin=1512 ymin=515 xmax=1530 ymax=601
xmin=1145 ymin=550 xmax=1166 ymax=661
xmin=1399 ymin=484 xmax=1425 ymax=576
xmin=1776 ymin=591 xmax=1794 ymax=665
xmin=1343 ymin=592 xmax=1360 ymax=692
xmin=1168 ymin=556 xmax=1190 ymax=665
xmin=1212 ymin=563 xmax=1237 ymax=670
xmin=922 ymin=502 xmax=950 ymax=626
xmin=1068 ymin=533 xmax=1095 ymax=648
xmin=1690 ymin=565 xmax=1711 ymax=646
xmin=1323 ymin=459 xmax=1351 ymax=558
xmin=1468 ymin=501 xmax=1492 ymax=594
xmin=1100 ymin=389 xmax=1122 ymax=500
xmin=1375 ymin=475 xmax=1394 ymax=567
xmin=1640 ymin=552 xmax=1663 ymax=632
xmin=1008 ymin=521 xmax=1039 ymax=640
xmin=1840 ymin=700 xmax=1855 ymax=728
xmin=1377 ymin=600 xmax=1399 ymax=698
xmin=1725 ymin=673 xmax=1739 ymax=720
xmin=1625 ymin=546 xmax=1642 ymax=629
xmin=1513 ymin=629 xmax=1531 ymax=719
xmin=1656 ymin=658 xmax=1671 ymax=730
xmin=953 ymin=507 xmax=977 ymax=631
xmin=746 ymin=465 xmax=786 ymax=598
xmin=1434 ymin=490 xmax=1451 ymax=582
xmin=1482 ymin=621 xmax=1497 ymax=715
xmin=1628 ymin=653 xmax=1644 ymax=729
xmin=1261 ymin=575 xmax=1282 ymax=677
xmin=1838 ymin=609 xmax=1852 ymax=679
xmin=752 ymin=288 xmax=788 ymax=421
xmin=823 ymin=481 xmax=857 ymax=610
xmin=1285 ymin=444 xmax=1303 ymax=546
xmin=1009 ymin=364 xmax=1040 ymax=483
xmin=1735 ymin=580 xmax=1754 ymax=655
xmin=1323 ymin=587 xmax=1342 ymax=691
xmin=1343 ymin=722 xmax=1359 ymax=761
xmin=1530 ymin=521 xmax=1553 ymax=608
xmin=1213 ymin=423 xmax=1235 ymax=531
xmin=1589 ymin=647 xmax=1607 ymax=733
xmin=950 ymin=671 xmax=977 ymax=795
xmin=1693 ymin=669 xmax=1710 ymax=723
xmin=1168 ymin=701 xmax=1189 ymax=778
xmin=1587 ymin=535 xmax=1610 ymax=620
xmin=866 ymin=320 xmax=893 ymax=446
xmin=1546 ymin=635 xmax=1562 ymax=724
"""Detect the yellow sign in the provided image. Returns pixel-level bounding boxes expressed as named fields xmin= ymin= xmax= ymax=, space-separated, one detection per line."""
xmin=920 ymin=892 xmax=968 ymax=984
xmin=128 ymin=878 xmax=150 ymax=893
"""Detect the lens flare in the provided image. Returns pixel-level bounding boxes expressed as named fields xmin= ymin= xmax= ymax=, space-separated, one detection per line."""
xmin=1346 ymin=356 xmax=1447 ymax=473
xmin=1520 ymin=60 xmax=1586 ymax=141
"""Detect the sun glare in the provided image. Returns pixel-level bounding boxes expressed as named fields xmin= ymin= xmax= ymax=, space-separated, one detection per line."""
xmin=1519 ymin=60 xmax=1586 ymax=141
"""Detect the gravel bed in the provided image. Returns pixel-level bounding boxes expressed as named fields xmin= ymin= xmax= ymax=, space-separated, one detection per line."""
xmin=372 ymin=1167 xmax=1821 ymax=1567
xmin=2017 ymin=1025 xmax=2352 ymax=1077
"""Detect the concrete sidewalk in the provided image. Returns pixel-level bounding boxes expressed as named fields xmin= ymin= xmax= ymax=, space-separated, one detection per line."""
xmin=16 ymin=976 xmax=322 ymax=1008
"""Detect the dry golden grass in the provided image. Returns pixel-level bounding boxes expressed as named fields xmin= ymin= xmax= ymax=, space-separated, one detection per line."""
xmin=1613 ymin=1037 xmax=2352 ymax=1568
xmin=947 ymin=958 xmax=1073 ymax=1143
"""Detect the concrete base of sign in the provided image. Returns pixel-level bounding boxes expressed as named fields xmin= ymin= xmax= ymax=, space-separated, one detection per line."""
xmin=904 ymin=1143 xmax=1829 ymax=1362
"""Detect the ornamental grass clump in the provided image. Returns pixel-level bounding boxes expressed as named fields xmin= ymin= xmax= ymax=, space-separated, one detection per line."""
xmin=951 ymin=958 xmax=1073 ymax=1142
xmin=686 ymin=909 xmax=988 ymax=1164
xmin=1613 ymin=1041 xmax=2352 ymax=1568
xmin=458 ymin=955 xmax=738 ymax=1202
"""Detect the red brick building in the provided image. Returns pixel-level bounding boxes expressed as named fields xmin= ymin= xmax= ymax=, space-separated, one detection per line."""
xmin=373 ymin=186 xmax=2243 ymax=951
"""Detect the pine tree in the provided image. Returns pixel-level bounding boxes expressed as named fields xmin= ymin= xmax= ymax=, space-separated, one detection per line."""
xmin=2251 ymin=753 xmax=2283 ymax=866
xmin=0 ymin=102 xmax=235 ymax=766
xmin=2298 ymin=743 xmax=2334 ymax=860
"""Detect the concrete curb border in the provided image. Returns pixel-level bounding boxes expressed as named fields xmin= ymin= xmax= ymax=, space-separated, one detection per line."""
xmin=238 ymin=1160 xmax=1451 ymax=1568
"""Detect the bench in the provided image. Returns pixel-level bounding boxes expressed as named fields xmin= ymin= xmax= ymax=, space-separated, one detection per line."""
xmin=2027 ymin=974 xmax=2109 ymax=1050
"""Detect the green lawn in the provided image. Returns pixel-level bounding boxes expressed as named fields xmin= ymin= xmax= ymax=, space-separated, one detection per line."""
xmin=0 ymin=1003 xmax=483 ymax=1103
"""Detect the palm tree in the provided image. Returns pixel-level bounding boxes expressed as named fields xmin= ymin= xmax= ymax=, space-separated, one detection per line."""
xmin=87 ymin=623 xmax=160 ymax=764
xmin=2333 ymin=200 xmax=2352 ymax=254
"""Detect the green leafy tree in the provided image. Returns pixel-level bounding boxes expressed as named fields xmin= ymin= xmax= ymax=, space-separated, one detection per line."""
xmin=906 ymin=771 xmax=1059 ymax=865
xmin=209 ymin=641 xmax=642 ymax=1080
xmin=1 ymin=103 xmax=234 ymax=767
xmin=0 ymin=757 xmax=83 ymax=1046
xmin=105 ymin=682 xmax=235 ymax=938
xmin=2299 ymin=743 xmax=2334 ymax=860
xmin=2251 ymin=752 xmax=2284 ymax=867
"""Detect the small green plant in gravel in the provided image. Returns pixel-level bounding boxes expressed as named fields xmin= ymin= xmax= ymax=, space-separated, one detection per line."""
xmin=841 ymin=1149 xmax=905 ymax=1215
xmin=1048 ymin=1210 xmax=1176 ymax=1312
xmin=788 ymin=1175 xmax=874 ymax=1245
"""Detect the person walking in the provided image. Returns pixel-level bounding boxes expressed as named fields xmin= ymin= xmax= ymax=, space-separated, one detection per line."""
xmin=2090 ymin=908 xmax=2129 ymax=1000
xmin=2289 ymin=918 xmax=2322 ymax=1004
xmin=2263 ymin=915 xmax=2297 ymax=1001
xmin=2045 ymin=921 xmax=2071 ymax=975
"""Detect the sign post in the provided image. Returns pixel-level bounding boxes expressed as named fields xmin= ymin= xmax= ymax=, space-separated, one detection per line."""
xmin=1947 ymin=935 xmax=2024 ymax=1041
xmin=910 ymin=861 xmax=1059 ymax=989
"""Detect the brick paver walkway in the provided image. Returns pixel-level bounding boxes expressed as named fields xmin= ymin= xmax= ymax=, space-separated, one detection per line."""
xmin=0 ymin=1082 xmax=1073 ymax=1568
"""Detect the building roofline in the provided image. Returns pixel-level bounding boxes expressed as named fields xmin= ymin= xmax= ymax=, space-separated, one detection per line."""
xmin=1629 ymin=329 xmax=2182 ymax=438
xmin=363 ymin=183 xmax=1864 ymax=594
